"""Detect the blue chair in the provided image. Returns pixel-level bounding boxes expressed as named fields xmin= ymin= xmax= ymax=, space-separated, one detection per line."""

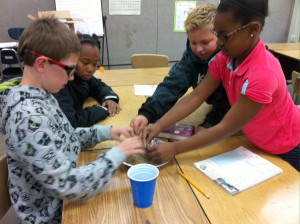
xmin=8 ymin=28 xmax=25 ymax=40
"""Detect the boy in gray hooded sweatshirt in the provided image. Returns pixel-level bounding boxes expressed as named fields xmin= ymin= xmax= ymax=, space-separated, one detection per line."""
xmin=0 ymin=16 xmax=145 ymax=223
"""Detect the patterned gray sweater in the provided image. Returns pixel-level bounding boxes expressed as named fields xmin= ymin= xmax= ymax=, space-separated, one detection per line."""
xmin=0 ymin=85 xmax=126 ymax=223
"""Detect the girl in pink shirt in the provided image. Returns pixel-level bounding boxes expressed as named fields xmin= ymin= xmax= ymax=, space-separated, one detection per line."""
xmin=141 ymin=0 xmax=300 ymax=171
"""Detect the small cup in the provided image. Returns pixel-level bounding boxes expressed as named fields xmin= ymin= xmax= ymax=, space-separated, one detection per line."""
xmin=127 ymin=163 xmax=159 ymax=208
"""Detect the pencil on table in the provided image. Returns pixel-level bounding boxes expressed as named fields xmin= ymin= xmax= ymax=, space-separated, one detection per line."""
xmin=178 ymin=170 xmax=210 ymax=199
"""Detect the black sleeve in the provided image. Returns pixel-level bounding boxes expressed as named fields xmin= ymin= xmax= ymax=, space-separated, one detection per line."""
xmin=138 ymin=50 xmax=194 ymax=123
xmin=53 ymin=87 xmax=109 ymax=128
xmin=89 ymin=77 xmax=119 ymax=104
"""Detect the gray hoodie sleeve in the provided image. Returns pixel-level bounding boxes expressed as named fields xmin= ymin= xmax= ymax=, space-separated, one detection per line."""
xmin=9 ymin=104 xmax=126 ymax=201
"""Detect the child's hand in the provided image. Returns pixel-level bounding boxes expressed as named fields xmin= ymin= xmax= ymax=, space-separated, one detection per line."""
xmin=130 ymin=115 xmax=149 ymax=135
xmin=110 ymin=126 xmax=134 ymax=141
xmin=141 ymin=123 xmax=161 ymax=145
xmin=147 ymin=141 xmax=175 ymax=163
xmin=117 ymin=136 xmax=146 ymax=157
xmin=102 ymin=100 xmax=121 ymax=116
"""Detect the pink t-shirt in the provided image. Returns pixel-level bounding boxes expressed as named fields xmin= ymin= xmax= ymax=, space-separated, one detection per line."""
xmin=209 ymin=39 xmax=300 ymax=154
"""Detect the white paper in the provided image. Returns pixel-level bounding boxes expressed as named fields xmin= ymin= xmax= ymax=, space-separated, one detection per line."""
xmin=194 ymin=146 xmax=283 ymax=195
xmin=134 ymin=84 xmax=157 ymax=96
xmin=173 ymin=1 xmax=197 ymax=32
xmin=55 ymin=0 xmax=104 ymax=36
xmin=109 ymin=0 xmax=141 ymax=15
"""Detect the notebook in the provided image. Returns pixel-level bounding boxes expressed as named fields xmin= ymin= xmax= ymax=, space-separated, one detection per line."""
xmin=194 ymin=146 xmax=283 ymax=195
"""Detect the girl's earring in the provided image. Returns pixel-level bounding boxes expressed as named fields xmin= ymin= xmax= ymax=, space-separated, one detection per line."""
xmin=250 ymin=34 xmax=254 ymax=38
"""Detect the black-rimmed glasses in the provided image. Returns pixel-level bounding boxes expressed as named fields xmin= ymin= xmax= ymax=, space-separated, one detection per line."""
xmin=29 ymin=50 xmax=77 ymax=77
xmin=213 ymin=22 xmax=253 ymax=42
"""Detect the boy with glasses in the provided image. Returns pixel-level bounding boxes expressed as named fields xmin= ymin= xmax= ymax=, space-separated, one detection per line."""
xmin=131 ymin=4 xmax=230 ymax=134
xmin=0 ymin=16 xmax=145 ymax=223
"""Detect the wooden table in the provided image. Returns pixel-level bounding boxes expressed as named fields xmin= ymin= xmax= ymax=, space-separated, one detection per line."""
xmin=63 ymin=70 xmax=210 ymax=223
xmin=62 ymin=68 xmax=299 ymax=224
xmin=94 ymin=67 xmax=170 ymax=86
xmin=267 ymin=42 xmax=300 ymax=79
xmin=62 ymin=150 xmax=210 ymax=224
xmin=177 ymin=136 xmax=299 ymax=224
xmin=267 ymin=42 xmax=299 ymax=60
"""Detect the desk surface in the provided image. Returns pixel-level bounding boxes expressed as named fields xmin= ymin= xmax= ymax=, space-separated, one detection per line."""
xmin=267 ymin=42 xmax=300 ymax=51
xmin=63 ymin=68 xmax=299 ymax=224
xmin=94 ymin=67 xmax=170 ymax=87
xmin=267 ymin=42 xmax=300 ymax=60
xmin=177 ymin=135 xmax=299 ymax=224
xmin=62 ymin=150 xmax=209 ymax=224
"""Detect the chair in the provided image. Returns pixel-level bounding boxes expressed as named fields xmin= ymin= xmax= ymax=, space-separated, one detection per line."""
xmin=291 ymin=71 xmax=300 ymax=104
xmin=0 ymin=154 xmax=11 ymax=219
xmin=131 ymin=54 xmax=169 ymax=68
xmin=0 ymin=48 xmax=23 ymax=82
xmin=8 ymin=28 xmax=25 ymax=41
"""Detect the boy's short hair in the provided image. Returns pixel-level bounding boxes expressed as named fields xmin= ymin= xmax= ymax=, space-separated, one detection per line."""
xmin=184 ymin=4 xmax=216 ymax=33
xmin=18 ymin=15 xmax=81 ymax=66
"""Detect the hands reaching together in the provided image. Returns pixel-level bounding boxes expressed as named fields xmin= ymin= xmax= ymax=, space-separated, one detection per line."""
xmin=130 ymin=115 xmax=148 ymax=135
xmin=146 ymin=141 xmax=176 ymax=163
xmin=111 ymin=126 xmax=146 ymax=157
xmin=130 ymin=116 xmax=176 ymax=163
xmin=110 ymin=126 xmax=134 ymax=141
xmin=113 ymin=120 xmax=176 ymax=163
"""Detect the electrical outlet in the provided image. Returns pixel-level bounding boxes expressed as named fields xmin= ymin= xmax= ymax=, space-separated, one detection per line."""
xmin=290 ymin=34 xmax=296 ymax=43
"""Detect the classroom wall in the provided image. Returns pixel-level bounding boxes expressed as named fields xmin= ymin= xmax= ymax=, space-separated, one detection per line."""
xmin=0 ymin=0 xmax=55 ymax=38
xmin=288 ymin=0 xmax=299 ymax=42
xmin=0 ymin=0 xmax=296 ymax=68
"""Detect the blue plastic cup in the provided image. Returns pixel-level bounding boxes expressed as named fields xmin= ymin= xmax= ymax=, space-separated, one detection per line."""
xmin=127 ymin=163 xmax=159 ymax=208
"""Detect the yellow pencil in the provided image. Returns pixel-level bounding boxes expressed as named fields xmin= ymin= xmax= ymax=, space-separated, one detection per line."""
xmin=178 ymin=170 xmax=210 ymax=199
